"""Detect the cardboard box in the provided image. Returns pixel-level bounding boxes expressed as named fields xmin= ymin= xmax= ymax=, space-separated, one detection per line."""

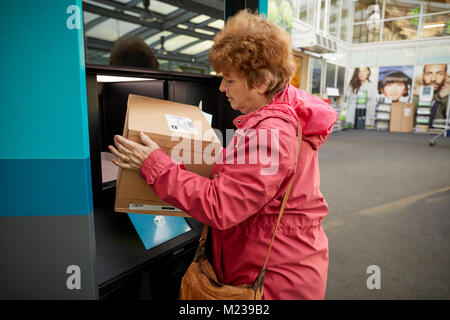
xmin=390 ymin=102 xmax=415 ymax=133
xmin=115 ymin=94 xmax=221 ymax=217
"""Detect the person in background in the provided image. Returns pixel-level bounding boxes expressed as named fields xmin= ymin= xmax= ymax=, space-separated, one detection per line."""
xmin=413 ymin=64 xmax=450 ymax=127
xmin=378 ymin=71 xmax=411 ymax=102
xmin=109 ymin=36 xmax=159 ymax=70
xmin=109 ymin=10 xmax=337 ymax=299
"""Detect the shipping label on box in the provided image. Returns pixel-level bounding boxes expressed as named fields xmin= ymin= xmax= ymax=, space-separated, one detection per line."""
xmin=114 ymin=94 xmax=222 ymax=217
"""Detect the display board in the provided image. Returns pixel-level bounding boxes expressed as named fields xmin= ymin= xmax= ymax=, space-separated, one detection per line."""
xmin=412 ymin=63 xmax=450 ymax=133
xmin=345 ymin=66 xmax=378 ymax=128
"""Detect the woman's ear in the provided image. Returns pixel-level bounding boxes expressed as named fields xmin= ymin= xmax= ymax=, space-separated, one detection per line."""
xmin=255 ymin=78 xmax=271 ymax=95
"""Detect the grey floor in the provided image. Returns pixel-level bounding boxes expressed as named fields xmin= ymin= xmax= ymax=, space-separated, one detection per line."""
xmin=318 ymin=129 xmax=450 ymax=300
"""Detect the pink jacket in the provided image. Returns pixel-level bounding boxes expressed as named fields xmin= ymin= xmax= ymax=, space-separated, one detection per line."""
xmin=140 ymin=84 xmax=337 ymax=299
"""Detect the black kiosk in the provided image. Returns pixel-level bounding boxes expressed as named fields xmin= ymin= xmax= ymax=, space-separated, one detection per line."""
xmin=85 ymin=65 xmax=238 ymax=299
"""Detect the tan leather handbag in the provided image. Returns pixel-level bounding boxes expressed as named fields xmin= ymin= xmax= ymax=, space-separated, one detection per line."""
xmin=179 ymin=120 xmax=302 ymax=300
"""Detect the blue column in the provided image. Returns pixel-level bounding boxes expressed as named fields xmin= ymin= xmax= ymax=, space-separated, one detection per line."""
xmin=0 ymin=0 xmax=97 ymax=299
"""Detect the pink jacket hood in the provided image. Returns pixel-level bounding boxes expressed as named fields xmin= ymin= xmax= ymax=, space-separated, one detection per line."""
xmin=269 ymin=84 xmax=338 ymax=150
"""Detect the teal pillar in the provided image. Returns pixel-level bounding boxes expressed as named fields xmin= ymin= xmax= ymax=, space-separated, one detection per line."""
xmin=0 ymin=0 xmax=97 ymax=299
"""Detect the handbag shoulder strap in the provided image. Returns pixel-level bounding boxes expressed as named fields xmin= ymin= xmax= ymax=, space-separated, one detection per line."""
xmin=261 ymin=118 xmax=302 ymax=270
xmin=198 ymin=118 xmax=303 ymax=270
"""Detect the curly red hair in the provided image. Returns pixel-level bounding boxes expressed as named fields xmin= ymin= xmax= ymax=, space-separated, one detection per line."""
xmin=209 ymin=9 xmax=296 ymax=97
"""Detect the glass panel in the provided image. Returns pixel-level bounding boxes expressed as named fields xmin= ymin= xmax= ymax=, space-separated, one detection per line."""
xmin=384 ymin=0 xmax=421 ymax=19
xmin=207 ymin=19 xmax=224 ymax=29
xmin=337 ymin=66 xmax=346 ymax=95
xmin=329 ymin=0 xmax=339 ymax=37
xmin=306 ymin=0 xmax=316 ymax=26
xmin=161 ymin=35 xmax=199 ymax=51
xmin=353 ymin=0 xmax=377 ymax=23
xmin=424 ymin=1 xmax=450 ymax=14
xmin=82 ymin=0 xmax=223 ymax=74
xmin=180 ymin=40 xmax=214 ymax=55
xmin=320 ymin=0 xmax=326 ymax=31
xmin=136 ymin=0 xmax=178 ymax=15
xmin=299 ymin=0 xmax=316 ymax=26
xmin=422 ymin=14 xmax=450 ymax=38
xmin=311 ymin=58 xmax=322 ymax=94
xmin=340 ymin=0 xmax=350 ymax=42
xmin=353 ymin=23 xmax=380 ymax=43
xmin=83 ymin=11 xmax=100 ymax=24
xmin=326 ymin=63 xmax=337 ymax=88
xmin=383 ymin=18 xmax=418 ymax=41
xmin=190 ymin=14 xmax=212 ymax=24
xmin=144 ymin=31 xmax=173 ymax=45
xmin=85 ymin=19 xmax=141 ymax=42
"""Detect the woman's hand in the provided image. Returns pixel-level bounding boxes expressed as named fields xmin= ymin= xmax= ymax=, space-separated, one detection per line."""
xmin=109 ymin=131 xmax=160 ymax=171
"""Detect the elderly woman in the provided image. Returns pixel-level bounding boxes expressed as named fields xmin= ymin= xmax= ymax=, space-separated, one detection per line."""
xmin=110 ymin=10 xmax=337 ymax=300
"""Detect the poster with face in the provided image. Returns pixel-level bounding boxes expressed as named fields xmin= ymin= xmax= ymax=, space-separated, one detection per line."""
xmin=413 ymin=63 xmax=450 ymax=129
xmin=378 ymin=66 xmax=414 ymax=103
xmin=345 ymin=66 xmax=378 ymax=127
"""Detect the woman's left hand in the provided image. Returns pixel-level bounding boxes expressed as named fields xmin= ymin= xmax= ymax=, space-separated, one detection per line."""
xmin=109 ymin=131 xmax=160 ymax=171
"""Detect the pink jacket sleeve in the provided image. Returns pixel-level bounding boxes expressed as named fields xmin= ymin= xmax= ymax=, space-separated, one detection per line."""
xmin=140 ymin=126 xmax=295 ymax=230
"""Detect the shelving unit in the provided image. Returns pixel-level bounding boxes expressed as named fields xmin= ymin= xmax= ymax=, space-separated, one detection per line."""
xmin=326 ymin=88 xmax=342 ymax=132
xmin=375 ymin=97 xmax=391 ymax=131
xmin=415 ymin=85 xmax=434 ymax=133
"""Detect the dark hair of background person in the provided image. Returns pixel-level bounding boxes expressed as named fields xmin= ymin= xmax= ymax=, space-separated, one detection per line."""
xmin=423 ymin=63 xmax=448 ymax=74
xmin=349 ymin=67 xmax=371 ymax=94
xmin=109 ymin=36 xmax=160 ymax=70
xmin=378 ymin=71 xmax=411 ymax=96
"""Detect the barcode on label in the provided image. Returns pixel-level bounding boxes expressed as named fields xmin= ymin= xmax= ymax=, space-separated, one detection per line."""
xmin=165 ymin=114 xmax=197 ymax=135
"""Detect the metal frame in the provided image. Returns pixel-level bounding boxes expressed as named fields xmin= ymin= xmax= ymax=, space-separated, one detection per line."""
xmin=351 ymin=0 xmax=450 ymax=43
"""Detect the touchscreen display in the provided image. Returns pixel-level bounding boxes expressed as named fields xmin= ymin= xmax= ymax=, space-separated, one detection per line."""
xmin=127 ymin=213 xmax=192 ymax=250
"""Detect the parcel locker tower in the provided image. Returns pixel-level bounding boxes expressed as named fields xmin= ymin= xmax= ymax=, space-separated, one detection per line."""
xmin=0 ymin=1 xmax=97 ymax=299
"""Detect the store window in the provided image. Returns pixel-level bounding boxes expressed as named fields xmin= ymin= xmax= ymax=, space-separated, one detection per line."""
xmin=353 ymin=23 xmax=380 ymax=43
xmin=82 ymin=0 xmax=224 ymax=74
xmin=424 ymin=1 xmax=450 ymax=15
xmin=340 ymin=0 xmax=350 ymax=42
xmin=353 ymin=0 xmax=376 ymax=23
xmin=329 ymin=0 xmax=339 ymax=37
xmin=422 ymin=14 xmax=450 ymax=38
xmin=326 ymin=62 xmax=337 ymax=88
xmin=384 ymin=0 xmax=421 ymax=20
xmin=383 ymin=18 xmax=418 ymax=41
xmin=337 ymin=66 xmax=346 ymax=95
xmin=320 ymin=0 xmax=326 ymax=31
xmin=311 ymin=58 xmax=322 ymax=94
xmin=298 ymin=0 xmax=316 ymax=26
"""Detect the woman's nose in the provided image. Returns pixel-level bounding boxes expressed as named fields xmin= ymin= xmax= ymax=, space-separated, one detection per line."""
xmin=219 ymin=79 xmax=226 ymax=93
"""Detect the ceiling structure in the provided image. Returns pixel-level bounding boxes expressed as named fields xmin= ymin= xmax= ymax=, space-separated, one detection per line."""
xmin=83 ymin=0 xmax=225 ymax=70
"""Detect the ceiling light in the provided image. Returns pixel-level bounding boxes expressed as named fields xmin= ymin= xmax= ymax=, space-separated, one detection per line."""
xmin=423 ymin=23 xmax=445 ymax=29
